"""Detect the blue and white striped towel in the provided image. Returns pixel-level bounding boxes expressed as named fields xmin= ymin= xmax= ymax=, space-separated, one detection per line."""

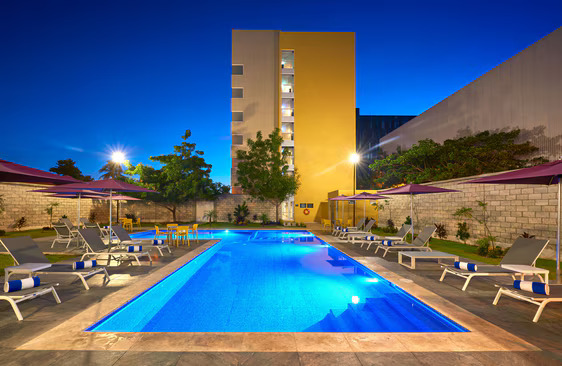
xmin=73 ymin=260 xmax=97 ymax=270
xmin=153 ymin=239 xmax=165 ymax=245
xmin=454 ymin=261 xmax=478 ymax=271
xmin=128 ymin=245 xmax=143 ymax=252
xmin=4 ymin=277 xmax=40 ymax=293
xmin=514 ymin=280 xmax=549 ymax=295
xmin=381 ymin=240 xmax=393 ymax=246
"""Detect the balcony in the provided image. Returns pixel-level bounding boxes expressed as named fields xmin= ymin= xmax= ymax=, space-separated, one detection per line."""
xmin=282 ymin=108 xmax=294 ymax=117
xmin=282 ymin=67 xmax=294 ymax=75
xmin=281 ymin=132 xmax=294 ymax=141
xmin=282 ymin=115 xmax=294 ymax=123
xmin=282 ymin=92 xmax=294 ymax=99
xmin=281 ymin=140 xmax=294 ymax=147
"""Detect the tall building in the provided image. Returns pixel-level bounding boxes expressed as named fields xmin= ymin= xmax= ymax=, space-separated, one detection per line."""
xmin=231 ymin=30 xmax=356 ymax=222
xmin=355 ymin=109 xmax=416 ymax=189
xmin=380 ymin=27 xmax=562 ymax=159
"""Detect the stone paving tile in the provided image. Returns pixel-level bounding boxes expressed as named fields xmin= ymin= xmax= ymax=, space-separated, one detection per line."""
xmin=1 ymin=349 xmax=69 ymax=366
xmin=47 ymin=350 xmax=125 ymax=366
xmin=299 ymin=352 xmax=362 ymax=366
xmin=242 ymin=352 xmax=301 ymax=366
xmin=412 ymin=351 xmax=485 ymax=366
xmin=355 ymin=352 xmax=420 ymax=366
xmin=112 ymin=351 xmax=182 ymax=366
xmin=177 ymin=352 xmax=253 ymax=366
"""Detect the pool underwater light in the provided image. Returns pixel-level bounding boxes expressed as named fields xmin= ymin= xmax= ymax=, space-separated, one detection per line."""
xmin=352 ymin=296 xmax=360 ymax=304
xmin=366 ymin=278 xmax=379 ymax=283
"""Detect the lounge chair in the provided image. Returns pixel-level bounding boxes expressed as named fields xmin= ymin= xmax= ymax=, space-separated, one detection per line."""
xmin=61 ymin=217 xmax=78 ymax=232
xmin=111 ymin=225 xmax=171 ymax=256
xmin=332 ymin=219 xmax=353 ymax=236
xmin=78 ymin=228 xmax=152 ymax=266
xmin=340 ymin=219 xmax=375 ymax=241
xmin=350 ymin=224 xmax=411 ymax=250
xmin=51 ymin=223 xmax=79 ymax=248
xmin=493 ymin=281 xmax=561 ymax=322
xmin=0 ymin=236 xmax=110 ymax=290
xmin=374 ymin=225 xmax=435 ymax=257
xmin=1 ymin=278 xmax=61 ymax=321
xmin=440 ymin=238 xmax=549 ymax=291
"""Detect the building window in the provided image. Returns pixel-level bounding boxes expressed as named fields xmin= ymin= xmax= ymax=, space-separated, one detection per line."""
xmin=232 ymin=88 xmax=244 ymax=98
xmin=232 ymin=135 xmax=243 ymax=145
xmin=232 ymin=111 xmax=243 ymax=122
xmin=232 ymin=65 xmax=244 ymax=75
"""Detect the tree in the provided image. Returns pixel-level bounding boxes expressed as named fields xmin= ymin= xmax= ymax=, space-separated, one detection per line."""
xmin=50 ymin=159 xmax=93 ymax=181
xmin=126 ymin=130 xmax=229 ymax=222
xmin=369 ymin=129 xmax=547 ymax=188
xmin=99 ymin=161 xmax=125 ymax=180
xmin=0 ymin=194 xmax=4 ymax=214
xmin=45 ymin=202 xmax=59 ymax=227
xmin=236 ymin=129 xmax=300 ymax=222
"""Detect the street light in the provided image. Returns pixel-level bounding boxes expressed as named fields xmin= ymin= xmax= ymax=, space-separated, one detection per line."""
xmin=349 ymin=153 xmax=360 ymax=225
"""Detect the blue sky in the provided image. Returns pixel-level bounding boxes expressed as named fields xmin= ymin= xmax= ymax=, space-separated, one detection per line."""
xmin=1 ymin=0 xmax=561 ymax=185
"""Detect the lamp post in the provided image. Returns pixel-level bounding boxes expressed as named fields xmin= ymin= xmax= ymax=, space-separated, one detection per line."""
xmin=349 ymin=153 xmax=360 ymax=226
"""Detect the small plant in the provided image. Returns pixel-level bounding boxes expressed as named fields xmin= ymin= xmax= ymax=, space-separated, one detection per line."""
xmin=520 ymin=232 xmax=536 ymax=238
xmin=476 ymin=236 xmax=502 ymax=257
xmin=42 ymin=226 xmax=53 ymax=231
xmin=61 ymin=214 xmax=68 ymax=219
xmin=252 ymin=214 xmax=258 ymax=222
xmin=456 ymin=222 xmax=470 ymax=244
xmin=233 ymin=201 xmax=250 ymax=225
xmin=45 ymin=202 xmax=59 ymax=227
xmin=404 ymin=216 xmax=411 ymax=225
xmin=386 ymin=218 xmax=396 ymax=232
xmin=125 ymin=213 xmax=138 ymax=222
xmin=89 ymin=211 xmax=97 ymax=223
xmin=227 ymin=213 xmax=233 ymax=223
xmin=203 ymin=209 xmax=218 ymax=227
xmin=434 ymin=223 xmax=447 ymax=239
xmin=0 ymin=229 xmax=6 ymax=236
xmin=260 ymin=213 xmax=269 ymax=226
xmin=14 ymin=217 xmax=26 ymax=231
xmin=0 ymin=194 xmax=5 ymax=214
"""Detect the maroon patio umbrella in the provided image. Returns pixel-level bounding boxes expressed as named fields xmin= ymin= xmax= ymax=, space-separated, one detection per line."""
xmin=465 ymin=160 xmax=562 ymax=281
xmin=348 ymin=193 xmax=388 ymax=222
xmin=43 ymin=179 xmax=157 ymax=247
xmin=379 ymin=184 xmax=459 ymax=236
xmin=0 ymin=159 xmax=80 ymax=185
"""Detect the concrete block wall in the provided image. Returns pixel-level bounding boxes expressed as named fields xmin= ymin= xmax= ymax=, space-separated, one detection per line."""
xmin=376 ymin=174 xmax=559 ymax=259
xmin=214 ymin=194 xmax=277 ymax=222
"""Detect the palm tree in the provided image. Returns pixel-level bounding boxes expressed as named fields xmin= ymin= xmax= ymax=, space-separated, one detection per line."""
xmin=99 ymin=161 xmax=124 ymax=179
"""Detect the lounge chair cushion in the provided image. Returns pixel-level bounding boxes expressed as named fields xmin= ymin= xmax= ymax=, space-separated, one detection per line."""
xmin=342 ymin=228 xmax=349 ymax=232
xmin=365 ymin=236 xmax=376 ymax=241
xmin=128 ymin=245 xmax=143 ymax=252
xmin=454 ymin=261 xmax=478 ymax=272
xmin=4 ymin=277 xmax=40 ymax=293
xmin=381 ymin=240 xmax=393 ymax=246
xmin=72 ymin=260 xmax=97 ymax=270
xmin=514 ymin=280 xmax=549 ymax=295
xmin=153 ymin=240 xmax=165 ymax=245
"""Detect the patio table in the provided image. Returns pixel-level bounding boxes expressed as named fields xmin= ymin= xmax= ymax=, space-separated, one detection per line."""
xmin=398 ymin=251 xmax=459 ymax=270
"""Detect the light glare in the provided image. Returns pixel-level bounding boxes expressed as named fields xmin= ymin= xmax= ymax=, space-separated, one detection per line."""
xmin=111 ymin=151 xmax=126 ymax=164
xmin=349 ymin=153 xmax=360 ymax=164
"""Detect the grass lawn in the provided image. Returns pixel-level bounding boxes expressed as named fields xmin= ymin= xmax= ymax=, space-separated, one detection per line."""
xmin=0 ymin=253 xmax=77 ymax=272
xmin=371 ymin=228 xmax=557 ymax=280
xmin=1 ymin=228 xmax=57 ymax=239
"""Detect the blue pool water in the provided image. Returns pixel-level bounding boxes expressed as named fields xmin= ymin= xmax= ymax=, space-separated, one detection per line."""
xmin=88 ymin=230 xmax=467 ymax=332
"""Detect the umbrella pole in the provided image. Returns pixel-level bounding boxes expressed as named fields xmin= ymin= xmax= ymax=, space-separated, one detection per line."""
xmin=556 ymin=176 xmax=562 ymax=283
xmin=364 ymin=200 xmax=366 ymax=222
xmin=410 ymin=193 xmax=414 ymax=238
xmin=77 ymin=193 xmax=81 ymax=228
xmin=108 ymin=189 xmax=113 ymax=252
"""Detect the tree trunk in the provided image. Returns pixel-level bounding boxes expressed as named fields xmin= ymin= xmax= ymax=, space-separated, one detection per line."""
xmin=171 ymin=206 xmax=177 ymax=222
xmin=275 ymin=202 xmax=279 ymax=223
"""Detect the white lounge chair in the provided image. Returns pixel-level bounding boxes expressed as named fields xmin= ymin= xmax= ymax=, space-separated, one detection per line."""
xmin=440 ymin=238 xmax=550 ymax=291
xmin=350 ymin=224 xmax=411 ymax=249
xmin=51 ymin=223 xmax=79 ymax=248
xmin=78 ymin=228 xmax=152 ymax=266
xmin=493 ymin=281 xmax=561 ymax=322
xmin=340 ymin=220 xmax=376 ymax=241
xmin=374 ymin=225 xmax=435 ymax=257
xmin=1 ymin=279 xmax=61 ymax=321
xmin=111 ymin=225 xmax=171 ymax=256
xmin=1 ymin=236 xmax=109 ymax=291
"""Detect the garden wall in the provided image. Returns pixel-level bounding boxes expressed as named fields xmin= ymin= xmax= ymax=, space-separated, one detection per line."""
xmin=376 ymin=173 xmax=559 ymax=259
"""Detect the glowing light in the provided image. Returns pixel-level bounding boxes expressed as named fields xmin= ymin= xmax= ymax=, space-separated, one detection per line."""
xmin=349 ymin=153 xmax=360 ymax=164
xmin=351 ymin=296 xmax=360 ymax=304
xmin=111 ymin=151 xmax=126 ymax=164
xmin=366 ymin=278 xmax=379 ymax=283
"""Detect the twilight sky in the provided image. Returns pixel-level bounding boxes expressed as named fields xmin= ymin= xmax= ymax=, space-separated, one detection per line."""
xmin=1 ymin=0 xmax=561 ymax=185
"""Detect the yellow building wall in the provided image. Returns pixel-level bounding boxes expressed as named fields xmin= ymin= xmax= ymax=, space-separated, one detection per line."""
xmin=280 ymin=32 xmax=356 ymax=223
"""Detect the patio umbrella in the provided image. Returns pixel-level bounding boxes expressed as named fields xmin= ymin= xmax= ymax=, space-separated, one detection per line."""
xmin=40 ymin=179 xmax=157 ymax=248
xmin=379 ymin=184 xmax=459 ymax=237
xmin=465 ymin=160 xmax=562 ymax=282
xmin=31 ymin=188 xmax=109 ymax=227
xmin=348 ymin=193 xmax=388 ymax=222
xmin=0 ymin=159 xmax=80 ymax=185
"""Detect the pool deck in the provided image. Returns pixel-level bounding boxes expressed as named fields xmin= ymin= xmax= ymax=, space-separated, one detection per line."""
xmin=0 ymin=228 xmax=561 ymax=365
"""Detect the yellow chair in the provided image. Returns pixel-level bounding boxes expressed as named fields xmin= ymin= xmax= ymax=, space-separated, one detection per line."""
xmin=322 ymin=219 xmax=331 ymax=232
xmin=176 ymin=226 xmax=191 ymax=247
xmin=166 ymin=224 xmax=178 ymax=245
xmin=135 ymin=218 xmax=142 ymax=228
xmin=122 ymin=218 xmax=133 ymax=232
xmin=189 ymin=224 xmax=199 ymax=243
xmin=346 ymin=219 xmax=352 ymax=227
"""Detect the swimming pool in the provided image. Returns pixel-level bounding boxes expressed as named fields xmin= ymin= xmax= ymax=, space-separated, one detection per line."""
xmin=87 ymin=230 xmax=467 ymax=332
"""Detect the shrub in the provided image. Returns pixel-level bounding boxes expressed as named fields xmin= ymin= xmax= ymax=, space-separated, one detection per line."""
xmin=0 ymin=229 xmax=6 ymax=236
xmin=89 ymin=211 xmax=97 ymax=223
xmin=520 ymin=232 xmax=535 ymax=238
xmin=203 ymin=209 xmax=218 ymax=227
xmin=385 ymin=218 xmax=397 ymax=233
xmin=252 ymin=214 xmax=258 ymax=222
xmin=42 ymin=226 xmax=54 ymax=231
xmin=260 ymin=213 xmax=269 ymax=226
xmin=125 ymin=213 xmax=138 ymax=222
xmin=61 ymin=214 xmax=68 ymax=219
xmin=14 ymin=217 xmax=26 ymax=231
xmin=233 ymin=201 xmax=250 ymax=225
xmin=227 ymin=213 xmax=233 ymax=223
xmin=434 ymin=223 xmax=447 ymax=239
xmin=456 ymin=222 xmax=470 ymax=243
xmin=404 ymin=216 xmax=411 ymax=225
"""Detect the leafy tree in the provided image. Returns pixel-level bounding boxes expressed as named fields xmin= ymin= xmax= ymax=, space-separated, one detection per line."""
xmin=236 ymin=129 xmax=300 ymax=222
xmin=126 ymin=130 xmax=229 ymax=221
xmin=203 ymin=209 xmax=218 ymax=227
xmin=50 ymin=159 xmax=93 ymax=181
xmin=45 ymin=202 xmax=59 ymax=227
xmin=369 ymin=130 xmax=547 ymax=188
xmin=99 ymin=160 xmax=125 ymax=180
